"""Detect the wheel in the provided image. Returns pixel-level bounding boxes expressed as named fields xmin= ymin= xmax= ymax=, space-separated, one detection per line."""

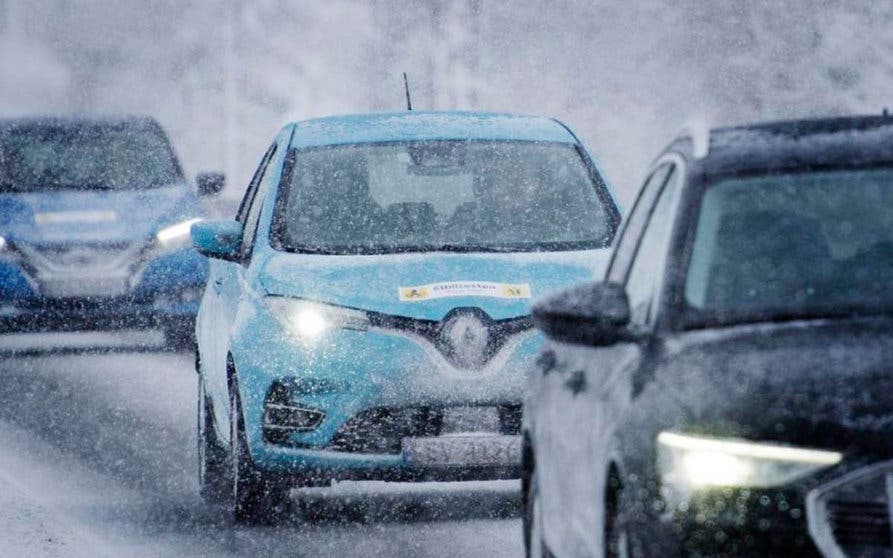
xmin=605 ymin=473 xmax=630 ymax=558
xmin=197 ymin=375 xmax=228 ymax=503
xmin=524 ymin=472 xmax=546 ymax=558
xmin=229 ymin=379 xmax=290 ymax=523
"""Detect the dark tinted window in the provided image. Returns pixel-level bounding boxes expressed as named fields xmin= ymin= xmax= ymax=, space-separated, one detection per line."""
xmin=240 ymin=145 xmax=278 ymax=261
xmin=685 ymin=168 xmax=893 ymax=324
xmin=0 ymin=124 xmax=182 ymax=192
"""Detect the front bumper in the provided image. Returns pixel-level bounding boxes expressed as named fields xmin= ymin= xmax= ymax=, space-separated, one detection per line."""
xmin=229 ymin=313 xmax=539 ymax=480
xmin=635 ymin=458 xmax=893 ymax=557
xmin=0 ymin=248 xmax=207 ymax=332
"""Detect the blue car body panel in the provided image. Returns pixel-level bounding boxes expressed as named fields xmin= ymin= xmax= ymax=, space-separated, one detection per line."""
xmin=198 ymin=111 xmax=619 ymax=479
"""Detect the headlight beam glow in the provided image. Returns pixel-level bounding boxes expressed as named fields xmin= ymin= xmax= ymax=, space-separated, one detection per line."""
xmin=291 ymin=307 xmax=330 ymax=339
xmin=265 ymin=297 xmax=370 ymax=342
xmin=156 ymin=218 xmax=203 ymax=248
xmin=657 ymin=432 xmax=842 ymax=465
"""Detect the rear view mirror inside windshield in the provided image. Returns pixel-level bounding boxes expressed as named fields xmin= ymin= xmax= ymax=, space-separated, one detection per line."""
xmin=407 ymin=141 xmax=467 ymax=175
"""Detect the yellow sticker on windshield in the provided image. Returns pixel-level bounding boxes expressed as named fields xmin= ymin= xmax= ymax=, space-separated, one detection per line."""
xmin=399 ymin=282 xmax=531 ymax=301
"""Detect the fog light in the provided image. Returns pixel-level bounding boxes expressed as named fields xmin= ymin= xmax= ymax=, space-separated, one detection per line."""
xmin=263 ymin=404 xmax=325 ymax=432
xmin=0 ymin=305 xmax=21 ymax=317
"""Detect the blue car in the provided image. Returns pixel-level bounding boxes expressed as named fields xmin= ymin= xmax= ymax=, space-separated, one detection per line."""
xmin=0 ymin=116 xmax=222 ymax=344
xmin=191 ymin=111 xmax=621 ymax=521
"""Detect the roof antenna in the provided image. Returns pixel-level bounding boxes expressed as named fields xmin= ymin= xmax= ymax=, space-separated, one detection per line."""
xmin=403 ymin=72 xmax=413 ymax=111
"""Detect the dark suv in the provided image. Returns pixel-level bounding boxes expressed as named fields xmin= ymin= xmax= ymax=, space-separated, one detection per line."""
xmin=523 ymin=114 xmax=893 ymax=557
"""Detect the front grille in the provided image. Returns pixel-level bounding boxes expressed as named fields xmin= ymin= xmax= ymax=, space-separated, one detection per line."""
xmin=328 ymin=407 xmax=443 ymax=454
xmin=14 ymin=241 xmax=145 ymax=298
xmin=327 ymin=404 xmax=522 ymax=454
xmin=17 ymin=241 xmax=141 ymax=275
xmin=808 ymin=460 xmax=893 ymax=557
xmin=828 ymin=500 xmax=891 ymax=548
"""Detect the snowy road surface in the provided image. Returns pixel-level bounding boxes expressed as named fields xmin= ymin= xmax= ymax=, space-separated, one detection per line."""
xmin=0 ymin=332 xmax=522 ymax=557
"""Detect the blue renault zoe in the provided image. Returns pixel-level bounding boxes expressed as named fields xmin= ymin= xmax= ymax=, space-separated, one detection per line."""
xmin=192 ymin=111 xmax=621 ymax=521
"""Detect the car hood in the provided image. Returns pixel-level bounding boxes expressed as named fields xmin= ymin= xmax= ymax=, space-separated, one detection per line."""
xmin=661 ymin=316 xmax=893 ymax=454
xmin=258 ymin=249 xmax=610 ymax=321
xmin=0 ymin=184 xmax=198 ymax=244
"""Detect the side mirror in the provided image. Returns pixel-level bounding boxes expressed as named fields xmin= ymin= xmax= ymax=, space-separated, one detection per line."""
xmin=196 ymin=172 xmax=225 ymax=196
xmin=191 ymin=220 xmax=243 ymax=261
xmin=532 ymin=281 xmax=632 ymax=346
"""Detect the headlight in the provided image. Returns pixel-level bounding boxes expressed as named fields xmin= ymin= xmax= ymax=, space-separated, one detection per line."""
xmin=265 ymin=297 xmax=370 ymax=342
xmin=657 ymin=431 xmax=842 ymax=489
xmin=0 ymin=236 xmax=13 ymax=260
xmin=156 ymin=218 xmax=203 ymax=249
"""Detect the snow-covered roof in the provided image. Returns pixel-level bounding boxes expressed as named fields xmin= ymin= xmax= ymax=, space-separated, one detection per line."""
xmin=698 ymin=114 xmax=893 ymax=175
xmin=0 ymin=115 xmax=162 ymax=131
xmin=286 ymin=111 xmax=578 ymax=149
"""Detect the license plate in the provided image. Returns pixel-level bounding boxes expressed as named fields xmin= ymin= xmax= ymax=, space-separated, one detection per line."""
xmin=403 ymin=435 xmax=521 ymax=466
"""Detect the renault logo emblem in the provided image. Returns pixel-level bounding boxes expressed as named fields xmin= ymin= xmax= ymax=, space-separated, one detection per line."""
xmin=439 ymin=311 xmax=491 ymax=369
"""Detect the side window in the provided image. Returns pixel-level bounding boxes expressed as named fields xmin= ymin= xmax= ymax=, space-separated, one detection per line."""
xmin=625 ymin=166 xmax=681 ymax=325
xmin=239 ymin=144 xmax=278 ymax=261
xmin=606 ymin=164 xmax=672 ymax=283
xmin=236 ymin=144 xmax=277 ymax=224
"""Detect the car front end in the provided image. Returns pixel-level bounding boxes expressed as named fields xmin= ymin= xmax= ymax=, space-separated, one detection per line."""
xmin=0 ymin=188 xmax=208 ymax=337
xmin=621 ymin=317 xmax=893 ymax=558
xmin=228 ymin=250 xmax=608 ymax=483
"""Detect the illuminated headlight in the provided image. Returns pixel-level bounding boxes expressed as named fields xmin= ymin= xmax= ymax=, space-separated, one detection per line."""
xmin=657 ymin=431 xmax=842 ymax=489
xmin=0 ymin=236 xmax=14 ymax=261
xmin=265 ymin=297 xmax=370 ymax=341
xmin=156 ymin=218 xmax=203 ymax=249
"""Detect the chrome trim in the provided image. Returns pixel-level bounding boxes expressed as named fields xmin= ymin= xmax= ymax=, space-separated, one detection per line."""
xmin=371 ymin=323 xmax=535 ymax=379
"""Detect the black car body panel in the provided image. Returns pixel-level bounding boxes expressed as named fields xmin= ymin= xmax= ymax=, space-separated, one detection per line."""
xmin=524 ymin=113 xmax=893 ymax=558
xmin=616 ymin=316 xmax=893 ymax=556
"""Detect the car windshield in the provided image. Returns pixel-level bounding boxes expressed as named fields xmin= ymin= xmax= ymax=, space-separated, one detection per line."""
xmin=271 ymin=140 xmax=613 ymax=254
xmin=684 ymin=168 xmax=893 ymax=325
xmin=0 ymin=125 xmax=183 ymax=192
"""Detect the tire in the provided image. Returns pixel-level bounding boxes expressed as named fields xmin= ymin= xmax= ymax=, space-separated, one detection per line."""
xmin=605 ymin=473 xmax=631 ymax=558
xmin=197 ymin=376 xmax=229 ymax=503
xmin=229 ymin=378 xmax=290 ymax=524
xmin=524 ymin=472 xmax=546 ymax=558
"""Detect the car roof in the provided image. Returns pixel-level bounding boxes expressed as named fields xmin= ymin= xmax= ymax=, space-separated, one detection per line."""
xmin=0 ymin=115 xmax=163 ymax=133
xmin=286 ymin=111 xmax=578 ymax=149
xmin=686 ymin=114 xmax=893 ymax=176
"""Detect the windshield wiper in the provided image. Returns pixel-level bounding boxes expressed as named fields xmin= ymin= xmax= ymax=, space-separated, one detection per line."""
xmin=284 ymin=245 xmax=343 ymax=255
xmin=427 ymin=244 xmax=516 ymax=253
xmin=280 ymin=243 xmax=516 ymax=255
